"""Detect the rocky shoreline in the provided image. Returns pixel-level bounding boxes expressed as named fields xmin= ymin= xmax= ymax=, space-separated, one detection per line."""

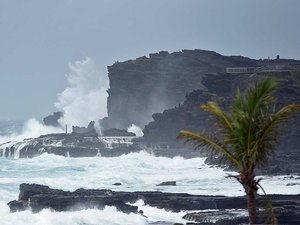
xmin=8 ymin=183 xmax=300 ymax=225
xmin=2 ymin=50 xmax=299 ymax=176
xmin=0 ymin=133 xmax=142 ymax=158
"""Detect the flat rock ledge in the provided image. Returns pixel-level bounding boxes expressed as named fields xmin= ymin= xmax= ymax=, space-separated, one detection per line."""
xmin=8 ymin=183 xmax=300 ymax=225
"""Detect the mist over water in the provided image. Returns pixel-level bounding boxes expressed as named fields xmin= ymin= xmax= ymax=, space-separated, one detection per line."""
xmin=55 ymin=57 xmax=108 ymax=128
xmin=0 ymin=56 xmax=298 ymax=224
xmin=0 ymin=57 xmax=108 ymax=144
xmin=127 ymin=124 xmax=144 ymax=136
xmin=0 ymin=120 xmax=24 ymax=136
xmin=0 ymin=152 xmax=299 ymax=225
xmin=0 ymin=119 xmax=63 ymax=144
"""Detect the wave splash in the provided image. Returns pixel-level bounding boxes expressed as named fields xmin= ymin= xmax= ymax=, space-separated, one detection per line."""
xmin=0 ymin=152 xmax=299 ymax=224
xmin=0 ymin=206 xmax=147 ymax=225
xmin=0 ymin=118 xmax=63 ymax=144
xmin=0 ymin=57 xmax=108 ymax=144
xmin=55 ymin=57 xmax=108 ymax=128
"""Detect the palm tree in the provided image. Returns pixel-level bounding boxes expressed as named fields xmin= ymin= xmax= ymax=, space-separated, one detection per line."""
xmin=178 ymin=77 xmax=300 ymax=224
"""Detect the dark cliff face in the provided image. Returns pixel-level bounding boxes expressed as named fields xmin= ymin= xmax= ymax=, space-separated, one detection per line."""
xmin=143 ymin=72 xmax=300 ymax=175
xmin=43 ymin=112 xmax=63 ymax=127
xmin=104 ymin=49 xmax=300 ymax=174
xmin=105 ymin=49 xmax=259 ymax=129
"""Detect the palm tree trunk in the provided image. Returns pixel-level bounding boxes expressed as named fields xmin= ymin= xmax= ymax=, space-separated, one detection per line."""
xmin=247 ymin=186 xmax=257 ymax=224
xmin=241 ymin=173 xmax=258 ymax=224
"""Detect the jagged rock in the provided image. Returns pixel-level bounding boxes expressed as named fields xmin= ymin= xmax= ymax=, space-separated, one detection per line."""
xmin=184 ymin=206 xmax=300 ymax=225
xmin=105 ymin=49 xmax=300 ymax=130
xmin=8 ymin=200 xmax=28 ymax=212
xmin=143 ymin=73 xmax=300 ymax=175
xmin=0 ymin=133 xmax=141 ymax=158
xmin=157 ymin=181 xmax=176 ymax=186
xmin=103 ymin=128 xmax=135 ymax=137
xmin=100 ymin=49 xmax=300 ymax=175
xmin=9 ymin=183 xmax=137 ymax=213
xmin=43 ymin=112 xmax=63 ymax=127
xmin=287 ymin=183 xmax=298 ymax=186
xmin=8 ymin=183 xmax=300 ymax=225
xmin=183 ymin=210 xmax=249 ymax=225
xmin=104 ymin=49 xmax=261 ymax=130
xmin=72 ymin=121 xmax=97 ymax=135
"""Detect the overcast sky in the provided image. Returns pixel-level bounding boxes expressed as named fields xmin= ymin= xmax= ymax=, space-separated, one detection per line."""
xmin=0 ymin=0 xmax=300 ymax=120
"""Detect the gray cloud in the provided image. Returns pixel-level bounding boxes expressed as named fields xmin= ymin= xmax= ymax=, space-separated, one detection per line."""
xmin=0 ymin=0 xmax=299 ymax=119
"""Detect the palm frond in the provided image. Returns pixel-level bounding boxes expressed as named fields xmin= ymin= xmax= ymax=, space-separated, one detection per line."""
xmin=244 ymin=78 xmax=277 ymax=154
xmin=177 ymin=130 xmax=243 ymax=170
xmin=201 ymin=102 xmax=233 ymax=131
xmin=245 ymin=78 xmax=278 ymax=117
xmin=251 ymin=103 xmax=300 ymax=167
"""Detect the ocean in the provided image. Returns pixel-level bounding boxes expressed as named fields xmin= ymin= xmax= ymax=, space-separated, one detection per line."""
xmin=0 ymin=120 xmax=24 ymax=136
xmin=0 ymin=120 xmax=299 ymax=225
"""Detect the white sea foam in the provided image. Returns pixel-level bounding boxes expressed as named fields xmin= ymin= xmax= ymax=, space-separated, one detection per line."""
xmin=127 ymin=124 xmax=144 ymax=137
xmin=0 ymin=151 xmax=299 ymax=224
xmin=55 ymin=57 xmax=108 ymax=129
xmin=0 ymin=206 xmax=146 ymax=225
xmin=0 ymin=118 xmax=63 ymax=144
xmin=132 ymin=200 xmax=187 ymax=223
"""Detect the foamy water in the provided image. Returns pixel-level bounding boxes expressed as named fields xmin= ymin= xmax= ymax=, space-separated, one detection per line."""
xmin=0 ymin=116 xmax=299 ymax=225
xmin=0 ymin=151 xmax=299 ymax=225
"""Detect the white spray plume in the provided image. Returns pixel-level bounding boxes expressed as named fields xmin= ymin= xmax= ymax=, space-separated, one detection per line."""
xmin=55 ymin=57 xmax=108 ymax=128
xmin=94 ymin=120 xmax=103 ymax=136
xmin=127 ymin=124 xmax=144 ymax=137
xmin=0 ymin=118 xmax=63 ymax=143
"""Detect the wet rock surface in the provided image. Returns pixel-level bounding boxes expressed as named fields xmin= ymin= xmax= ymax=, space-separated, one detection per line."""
xmin=0 ymin=133 xmax=142 ymax=158
xmin=43 ymin=112 xmax=63 ymax=127
xmin=2 ymin=50 xmax=299 ymax=176
xmin=104 ymin=49 xmax=262 ymax=130
xmin=157 ymin=181 xmax=176 ymax=186
xmin=103 ymin=128 xmax=136 ymax=137
xmin=143 ymin=72 xmax=300 ymax=175
xmin=105 ymin=49 xmax=300 ymax=131
xmin=8 ymin=183 xmax=300 ymax=225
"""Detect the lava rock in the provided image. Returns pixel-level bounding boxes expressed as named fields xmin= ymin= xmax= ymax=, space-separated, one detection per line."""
xmin=43 ymin=112 xmax=63 ymax=127
xmin=0 ymin=133 xmax=142 ymax=158
xmin=157 ymin=181 xmax=176 ymax=186
xmin=103 ymin=128 xmax=135 ymax=137
xmin=8 ymin=183 xmax=300 ymax=225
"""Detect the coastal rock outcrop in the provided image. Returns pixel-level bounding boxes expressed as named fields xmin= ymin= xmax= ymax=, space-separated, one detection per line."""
xmin=8 ymin=183 xmax=300 ymax=225
xmin=0 ymin=133 xmax=142 ymax=158
xmin=103 ymin=49 xmax=300 ymax=175
xmin=43 ymin=112 xmax=63 ymax=127
xmin=143 ymin=72 xmax=300 ymax=175
xmin=103 ymin=128 xmax=135 ymax=137
xmin=104 ymin=49 xmax=300 ymax=131
xmin=72 ymin=121 xmax=97 ymax=135
xmin=104 ymin=49 xmax=261 ymax=130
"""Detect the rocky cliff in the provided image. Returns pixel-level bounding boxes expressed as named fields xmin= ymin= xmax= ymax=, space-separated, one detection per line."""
xmin=43 ymin=112 xmax=63 ymax=127
xmin=3 ymin=50 xmax=299 ymax=174
xmin=104 ymin=49 xmax=263 ymax=129
xmin=104 ymin=49 xmax=299 ymax=131
xmin=143 ymin=72 xmax=300 ymax=175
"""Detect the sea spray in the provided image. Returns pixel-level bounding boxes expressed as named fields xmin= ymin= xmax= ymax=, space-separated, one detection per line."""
xmin=94 ymin=120 xmax=103 ymax=136
xmin=0 ymin=206 xmax=146 ymax=225
xmin=55 ymin=57 xmax=108 ymax=128
xmin=0 ymin=118 xmax=63 ymax=144
xmin=127 ymin=124 xmax=144 ymax=136
xmin=0 ymin=152 xmax=299 ymax=224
